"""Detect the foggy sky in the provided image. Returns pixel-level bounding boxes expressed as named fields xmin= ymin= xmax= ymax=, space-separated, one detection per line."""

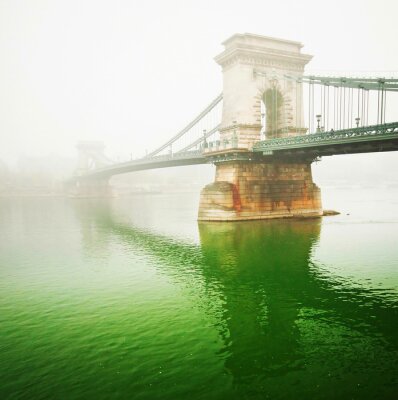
xmin=1 ymin=0 xmax=398 ymax=173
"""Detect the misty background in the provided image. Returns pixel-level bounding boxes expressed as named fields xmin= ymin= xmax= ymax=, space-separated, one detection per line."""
xmin=1 ymin=0 xmax=397 ymax=196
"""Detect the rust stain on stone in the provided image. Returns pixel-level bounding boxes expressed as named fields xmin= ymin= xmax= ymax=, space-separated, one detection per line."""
xmin=232 ymin=184 xmax=242 ymax=212
xmin=198 ymin=160 xmax=322 ymax=221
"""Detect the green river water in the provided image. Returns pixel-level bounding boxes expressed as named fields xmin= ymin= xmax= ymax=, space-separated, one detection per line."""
xmin=0 ymin=187 xmax=397 ymax=399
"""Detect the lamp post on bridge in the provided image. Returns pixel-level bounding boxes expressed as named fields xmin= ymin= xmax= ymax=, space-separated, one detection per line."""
xmin=261 ymin=113 xmax=266 ymax=139
xmin=232 ymin=121 xmax=238 ymax=147
xmin=316 ymin=114 xmax=322 ymax=133
xmin=203 ymin=129 xmax=207 ymax=149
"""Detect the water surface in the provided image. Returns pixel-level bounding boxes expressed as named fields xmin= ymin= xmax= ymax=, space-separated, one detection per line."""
xmin=0 ymin=187 xmax=397 ymax=399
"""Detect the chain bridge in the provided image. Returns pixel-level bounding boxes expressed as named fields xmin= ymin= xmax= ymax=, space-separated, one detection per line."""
xmin=72 ymin=33 xmax=398 ymax=221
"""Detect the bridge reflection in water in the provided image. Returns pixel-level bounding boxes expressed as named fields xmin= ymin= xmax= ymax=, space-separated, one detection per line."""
xmin=75 ymin=200 xmax=397 ymax=399
xmin=73 ymin=34 xmax=398 ymax=222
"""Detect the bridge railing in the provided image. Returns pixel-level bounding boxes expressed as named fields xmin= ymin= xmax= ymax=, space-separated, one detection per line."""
xmin=253 ymin=122 xmax=398 ymax=152
xmin=202 ymin=137 xmax=249 ymax=153
xmin=87 ymin=149 xmax=203 ymax=172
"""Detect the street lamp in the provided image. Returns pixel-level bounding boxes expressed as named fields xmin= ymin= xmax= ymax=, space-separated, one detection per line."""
xmin=355 ymin=117 xmax=360 ymax=128
xmin=316 ymin=114 xmax=322 ymax=133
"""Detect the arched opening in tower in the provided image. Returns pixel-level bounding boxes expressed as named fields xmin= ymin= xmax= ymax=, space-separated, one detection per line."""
xmin=262 ymin=87 xmax=284 ymax=138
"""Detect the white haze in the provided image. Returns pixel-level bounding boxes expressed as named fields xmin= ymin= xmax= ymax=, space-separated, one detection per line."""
xmin=0 ymin=0 xmax=397 ymax=185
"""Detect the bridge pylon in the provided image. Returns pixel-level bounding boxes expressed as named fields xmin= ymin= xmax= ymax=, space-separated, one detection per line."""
xmin=199 ymin=34 xmax=322 ymax=221
xmin=68 ymin=141 xmax=113 ymax=198
xmin=216 ymin=33 xmax=312 ymax=147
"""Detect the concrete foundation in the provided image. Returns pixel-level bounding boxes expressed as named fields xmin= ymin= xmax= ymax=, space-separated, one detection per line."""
xmin=68 ymin=178 xmax=113 ymax=198
xmin=198 ymin=161 xmax=322 ymax=221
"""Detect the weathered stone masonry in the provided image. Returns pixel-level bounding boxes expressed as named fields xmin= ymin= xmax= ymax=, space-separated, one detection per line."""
xmin=198 ymin=33 xmax=322 ymax=221
xmin=199 ymin=160 xmax=321 ymax=221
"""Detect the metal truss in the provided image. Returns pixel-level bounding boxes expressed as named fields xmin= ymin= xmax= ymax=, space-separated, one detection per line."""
xmin=253 ymin=122 xmax=398 ymax=154
xmin=81 ymin=150 xmax=206 ymax=179
xmin=296 ymin=75 xmax=398 ymax=91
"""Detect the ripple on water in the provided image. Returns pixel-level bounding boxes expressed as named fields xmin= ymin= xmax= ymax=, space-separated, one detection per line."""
xmin=0 ymin=196 xmax=397 ymax=399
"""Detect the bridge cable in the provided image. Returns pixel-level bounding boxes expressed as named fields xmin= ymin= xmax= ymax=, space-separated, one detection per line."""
xmin=276 ymin=81 xmax=279 ymax=136
xmin=343 ymin=85 xmax=347 ymax=129
xmin=341 ymin=84 xmax=344 ymax=129
xmin=336 ymin=86 xmax=339 ymax=129
xmin=348 ymin=87 xmax=351 ymax=128
xmin=310 ymin=80 xmax=313 ymax=133
xmin=312 ymin=80 xmax=315 ymax=133
xmin=283 ymin=77 xmax=287 ymax=135
xmin=320 ymin=84 xmax=323 ymax=131
xmin=347 ymin=86 xmax=350 ymax=128
xmin=334 ymin=86 xmax=337 ymax=130
xmin=335 ymin=86 xmax=338 ymax=130
xmin=326 ymin=84 xmax=329 ymax=131
xmin=328 ymin=83 xmax=330 ymax=130
xmin=296 ymin=79 xmax=299 ymax=135
xmin=367 ymin=89 xmax=369 ymax=125
xmin=276 ymin=83 xmax=278 ymax=136
xmin=339 ymin=85 xmax=342 ymax=130
xmin=385 ymin=88 xmax=387 ymax=123
xmin=360 ymin=88 xmax=363 ymax=126
xmin=271 ymin=83 xmax=274 ymax=136
xmin=308 ymin=81 xmax=311 ymax=133
xmin=322 ymin=83 xmax=325 ymax=131
xmin=336 ymin=86 xmax=340 ymax=130
xmin=178 ymin=125 xmax=220 ymax=153
xmin=333 ymin=86 xmax=335 ymax=130
xmin=336 ymin=86 xmax=339 ymax=130
xmin=145 ymin=93 xmax=222 ymax=158
xmin=351 ymin=87 xmax=354 ymax=128
xmin=367 ymin=89 xmax=369 ymax=126
xmin=343 ymin=84 xmax=346 ymax=130
xmin=348 ymin=86 xmax=351 ymax=128
xmin=349 ymin=86 xmax=352 ymax=128
xmin=300 ymin=79 xmax=303 ymax=133
xmin=311 ymin=82 xmax=315 ymax=133
xmin=383 ymin=86 xmax=387 ymax=123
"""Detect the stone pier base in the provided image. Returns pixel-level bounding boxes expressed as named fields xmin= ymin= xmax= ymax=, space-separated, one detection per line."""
xmin=198 ymin=161 xmax=322 ymax=221
xmin=68 ymin=178 xmax=113 ymax=198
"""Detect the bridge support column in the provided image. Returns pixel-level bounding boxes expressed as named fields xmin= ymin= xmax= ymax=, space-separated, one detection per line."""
xmin=68 ymin=178 xmax=113 ymax=198
xmin=198 ymin=160 xmax=322 ymax=221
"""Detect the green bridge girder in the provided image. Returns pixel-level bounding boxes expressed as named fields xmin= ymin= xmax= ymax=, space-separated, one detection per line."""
xmin=252 ymin=122 xmax=398 ymax=158
xmin=76 ymin=150 xmax=207 ymax=180
xmin=75 ymin=122 xmax=398 ymax=181
xmin=300 ymin=75 xmax=398 ymax=91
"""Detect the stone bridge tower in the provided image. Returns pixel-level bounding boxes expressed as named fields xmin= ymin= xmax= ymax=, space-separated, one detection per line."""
xmin=216 ymin=33 xmax=311 ymax=146
xmin=69 ymin=141 xmax=112 ymax=198
xmin=198 ymin=33 xmax=322 ymax=221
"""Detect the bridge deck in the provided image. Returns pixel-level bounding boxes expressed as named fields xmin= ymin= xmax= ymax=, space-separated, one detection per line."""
xmin=80 ymin=150 xmax=207 ymax=180
xmin=76 ymin=122 xmax=398 ymax=180
xmin=253 ymin=122 xmax=398 ymax=157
